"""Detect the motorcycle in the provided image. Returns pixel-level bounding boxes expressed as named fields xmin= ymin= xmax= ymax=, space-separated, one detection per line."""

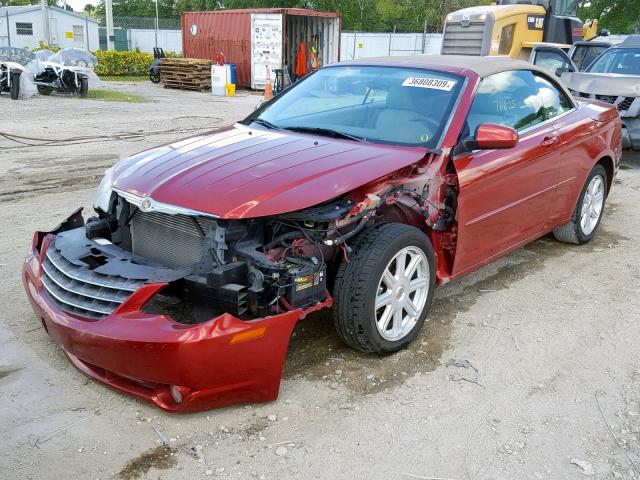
xmin=149 ymin=47 xmax=165 ymax=83
xmin=0 ymin=47 xmax=38 ymax=100
xmin=33 ymin=48 xmax=97 ymax=97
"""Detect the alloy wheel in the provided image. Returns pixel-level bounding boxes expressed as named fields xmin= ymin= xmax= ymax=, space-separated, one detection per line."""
xmin=580 ymin=174 xmax=605 ymax=235
xmin=375 ymin=246 xmax=430 ymax=342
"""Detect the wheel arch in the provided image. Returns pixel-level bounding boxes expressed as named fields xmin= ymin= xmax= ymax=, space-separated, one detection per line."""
xmin=368 ymin=203 xmax=455 ymax=286
xmin=596 ymin=155 xmax=614 ymax=196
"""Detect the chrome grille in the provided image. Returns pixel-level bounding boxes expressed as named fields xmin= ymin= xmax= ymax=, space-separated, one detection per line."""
xmin=41 ymin=246 xmax=145 ymax=320
xmin=618 ymin=97 xmax=635 ymax=112
xmin=595 ymin=94 xmax=617 ymax=104
xmin=441 ymin=22 xmax=485 ymax=55
xmin=130 ymin=210 xmax=215 ymax=269
xmin=575 ymin=93 xmax=637 ymax=113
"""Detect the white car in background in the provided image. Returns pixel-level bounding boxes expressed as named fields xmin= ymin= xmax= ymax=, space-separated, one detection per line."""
xmin=528 ymin=36 xmax=640 ymax=150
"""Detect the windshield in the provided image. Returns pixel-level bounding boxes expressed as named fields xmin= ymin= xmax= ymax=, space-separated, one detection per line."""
xmin=587 ymin=48 xmax=640 ymax=75
xmin=248 ymin=65 xmax=464 ymax=148
xmin=553 ymin=0 xmax=578 ymax=16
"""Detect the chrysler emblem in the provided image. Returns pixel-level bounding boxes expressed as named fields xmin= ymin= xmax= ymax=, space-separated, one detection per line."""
xmin=140 ymin=198 xmax=153 ymax=212
xmin=461 ymin=14 xmax=471 ymax=27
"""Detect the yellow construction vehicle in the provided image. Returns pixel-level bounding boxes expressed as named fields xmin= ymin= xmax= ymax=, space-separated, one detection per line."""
xmin=441 ymin=0 xmax=608 ymax=61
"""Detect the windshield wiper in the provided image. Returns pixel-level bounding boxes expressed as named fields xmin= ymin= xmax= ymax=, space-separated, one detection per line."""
xmin=249 ymin=118 xmax=281 ymax=130
xmin=284 ymin=126 xmax=366 ymax=142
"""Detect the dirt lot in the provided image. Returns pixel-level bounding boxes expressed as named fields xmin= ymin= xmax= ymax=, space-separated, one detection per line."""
xmin=1 ymin=81 xmax=639 ymax=480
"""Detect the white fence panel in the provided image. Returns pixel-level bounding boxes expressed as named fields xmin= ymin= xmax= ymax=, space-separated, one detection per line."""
xmin=127 ymin=28 xmax=182 ymax=54
xmin=340 ymin=32 xmax=442 ymax=60
xmin=339 ymin=32 xmax=630 ymax=61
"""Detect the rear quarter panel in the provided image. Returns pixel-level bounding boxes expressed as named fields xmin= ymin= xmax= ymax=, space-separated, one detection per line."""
xmin=559 ymin=99 xmax=621 ymax=209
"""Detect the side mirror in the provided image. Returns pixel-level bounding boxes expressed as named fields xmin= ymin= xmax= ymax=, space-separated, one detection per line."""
xmin=597 ymin=29 xmax=610 ymax=37
xmin=555 ymin=66 xmax=573 ymax=77
xmin=470 ymin=123 xmax=518 ymax=150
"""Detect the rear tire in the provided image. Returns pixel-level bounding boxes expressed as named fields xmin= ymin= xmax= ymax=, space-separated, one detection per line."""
xmin=78 ymin=77 xmax=89 ymax=98
xmin=9 ymin=73 xmax=20 ymax=100
xmin=333 ymin=223 xmax=436 ymax=354
xmin=553 ymin=164 xmax=607 ymax=244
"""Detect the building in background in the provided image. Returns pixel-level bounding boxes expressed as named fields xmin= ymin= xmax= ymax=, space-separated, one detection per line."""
xmin=0 ymin=5 xmax=99 ymax=50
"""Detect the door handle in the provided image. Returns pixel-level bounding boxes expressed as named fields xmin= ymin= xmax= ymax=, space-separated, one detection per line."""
xmin=541 ymin=134 xmax=559 ymax=147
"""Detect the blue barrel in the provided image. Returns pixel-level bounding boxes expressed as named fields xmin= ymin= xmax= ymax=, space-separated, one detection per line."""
xmin=228 ymin=64 xmax=236 ymax=85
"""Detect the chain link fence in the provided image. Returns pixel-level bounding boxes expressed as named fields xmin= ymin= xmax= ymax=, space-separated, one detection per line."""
xmin=340 ymin=31 xmax=443 ymax=60
xmin=99 ymin=16 xmax=182 ymax=52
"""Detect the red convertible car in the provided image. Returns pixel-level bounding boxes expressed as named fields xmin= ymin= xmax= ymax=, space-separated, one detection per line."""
xmin=23 ymin=56 xmax=622 ymax=412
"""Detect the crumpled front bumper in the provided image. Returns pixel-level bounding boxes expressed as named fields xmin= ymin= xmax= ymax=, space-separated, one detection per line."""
xmin=22 ymin=225 xmax=331 ymax=413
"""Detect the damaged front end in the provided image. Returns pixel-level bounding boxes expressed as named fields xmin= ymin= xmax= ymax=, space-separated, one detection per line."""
xmin=22 ymin=139 xmax=452 ymax=412
xmin=23 ymin=190 xmax=374 ymax=411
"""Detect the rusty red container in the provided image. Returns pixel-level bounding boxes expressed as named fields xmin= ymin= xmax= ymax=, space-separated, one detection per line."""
xmin=182 ymin=8 xmax=341 ymax=89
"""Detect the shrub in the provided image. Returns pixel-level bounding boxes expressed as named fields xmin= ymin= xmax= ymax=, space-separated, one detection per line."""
xmin=33 ymin=41 xmax=60 ymax=53
xmin=94 ymin=50 xmax=154 ymax=76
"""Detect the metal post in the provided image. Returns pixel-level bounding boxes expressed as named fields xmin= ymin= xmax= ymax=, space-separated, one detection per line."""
xmin=154 ymin=0 xmax=159 ymax=49
xmin=422 ymin=19 xmax=427 ymax=54
xmin=85 ymin=15 xmax=89 ymax=50
xmin=40 ymin=0 xmax=50 ymax=46
xmin=5 ymin=10 xmax=10 ymax=47
xmin=105 ymin=0 xmax=114 ymax=50
xmin=352 ymin=31 xmax=357 ymax=60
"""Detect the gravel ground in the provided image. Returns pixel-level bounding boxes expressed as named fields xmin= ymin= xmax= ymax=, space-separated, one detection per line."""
xmin=1 ymin=81 xmax=639 ymax=480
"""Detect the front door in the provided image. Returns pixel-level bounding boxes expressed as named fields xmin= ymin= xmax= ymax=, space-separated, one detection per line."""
xmin=452 ymin=69 xmax=577 ymax=277
xmin=529 ymin=46 xmax=577 ymax=77
xmin=568 ymin=41 xmax=612 ymax=71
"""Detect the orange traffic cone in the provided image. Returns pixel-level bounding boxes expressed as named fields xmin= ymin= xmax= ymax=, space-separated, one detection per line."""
xmin=264 ymin=65 xmax=273 ymax=101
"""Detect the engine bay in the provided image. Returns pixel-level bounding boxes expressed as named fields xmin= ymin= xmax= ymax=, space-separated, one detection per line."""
xmin=63 ymin=193 xmax=365 ymax=324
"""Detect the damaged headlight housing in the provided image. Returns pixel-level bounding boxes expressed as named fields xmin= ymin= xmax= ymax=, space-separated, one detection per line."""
xmin=93 ymin=167 xmax=114 ymax=213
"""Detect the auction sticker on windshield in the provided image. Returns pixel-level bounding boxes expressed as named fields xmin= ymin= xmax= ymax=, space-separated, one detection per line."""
xmin=402 ymin=77 xmax=456 ymax=91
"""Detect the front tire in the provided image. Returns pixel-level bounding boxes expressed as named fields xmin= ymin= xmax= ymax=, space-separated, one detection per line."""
xmin=78 ymin=77 xmax=89 ymax=98
xmin=553 ymin=164 xmax=607 ymax=244
xmin=333 ymin=223 xmax=436 ymax=354
xmin=9 ymin=73 xmax=20 ymax=100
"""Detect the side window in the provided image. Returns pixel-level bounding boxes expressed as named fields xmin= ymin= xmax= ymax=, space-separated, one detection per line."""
xmin=572 ymin=45 xmax=609 ymax=71
xmin=498 ymin=24 xmax=515 ymax=55
xmin=531 ymin=49 xmax=574 ymax=74
xmin=466 ymin=70 xmax=547 ymax=134
xmin=533 ymin=73 xmax=573 ymax=120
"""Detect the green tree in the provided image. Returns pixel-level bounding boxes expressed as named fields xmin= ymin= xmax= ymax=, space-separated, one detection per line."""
xmin=86 ymin=0 xmax=483 ymax=32
xmin=579 ymin=0 xmax=640 ymax=34
xmin=0 ymin=0 xmax=37 ymax=5
xmin=94 ymin=0 xmax=179 ymax=19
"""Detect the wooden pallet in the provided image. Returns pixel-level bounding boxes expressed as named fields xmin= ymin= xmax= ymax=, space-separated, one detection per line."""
xmin=160 ymin=58 xmax=213 ymax=92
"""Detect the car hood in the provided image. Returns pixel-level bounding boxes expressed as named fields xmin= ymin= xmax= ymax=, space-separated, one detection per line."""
xmin=561 ymin=71 xmax=640 ymax=97
xmin=112 ymin=124 xmax=428 ymax=219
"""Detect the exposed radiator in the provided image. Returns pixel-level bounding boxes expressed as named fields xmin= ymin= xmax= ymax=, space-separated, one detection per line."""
xmin=130 ymin=210 xmax=215 ymax=269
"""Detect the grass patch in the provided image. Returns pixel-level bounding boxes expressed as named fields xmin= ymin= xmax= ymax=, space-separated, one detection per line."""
xmin=101 ymin=75 xmax=149 ymax=82
xmin=85 ymin=89 xmax=148 ymax=103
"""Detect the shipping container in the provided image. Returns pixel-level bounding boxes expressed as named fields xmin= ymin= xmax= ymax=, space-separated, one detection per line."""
xmin=182 ymin=9 xmax=341 ymax=89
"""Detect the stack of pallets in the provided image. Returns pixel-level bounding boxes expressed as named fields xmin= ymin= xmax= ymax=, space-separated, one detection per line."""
xmin=160 ymin=58 xmax=213 ymax=92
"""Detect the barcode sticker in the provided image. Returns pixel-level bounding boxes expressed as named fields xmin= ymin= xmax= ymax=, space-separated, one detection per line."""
xmin=402 ymin=77 xmax=456 ymax=91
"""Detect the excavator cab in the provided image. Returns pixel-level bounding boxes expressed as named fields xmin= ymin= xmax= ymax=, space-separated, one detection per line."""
xmin=441 ymin=0 xmax=607 ymax=60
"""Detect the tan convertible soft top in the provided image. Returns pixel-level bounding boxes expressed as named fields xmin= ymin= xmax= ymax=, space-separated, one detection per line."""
xmin=339 ymin=54 xmax=553 ymax=78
